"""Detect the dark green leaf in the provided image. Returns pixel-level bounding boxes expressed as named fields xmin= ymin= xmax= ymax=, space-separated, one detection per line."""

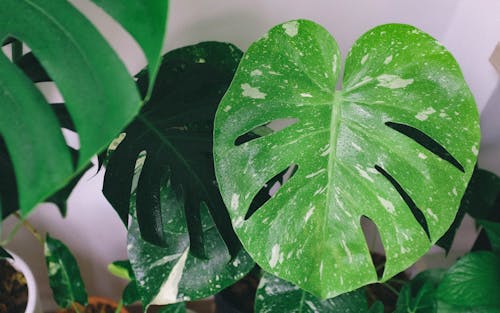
xmin=158 ymin=302 xmax=186 ymax=313
xmin=0 ymin=247 xmax=13 ymax=259
xmin=214 ymin=20 xmax=479 ymax=298
xmin=123 ymin=280 xmax=141 ymax=306
xmin=437 ymin=251 xmax=500 ymax=310
xmin=395 ymin=269 xmax=445 ymax=313
xmin=368 ymin=302 xmax=384 ymax=313
xmin=127 ymin=191 xmax=254 ymax=308
xmin=44 ymin=234 xmax=87 ymax=308
xmin=0 ymin=0 xmax=144 ymax=217
xmin=90 ymin=0 xmax=169 ymax=96
xmin=255 ymin=272 xmax=369 ymax=312
xmin=477 ymin=220 xmax=500 ymax=253
xmin=103 ymin=42 xmax=244 ymax=258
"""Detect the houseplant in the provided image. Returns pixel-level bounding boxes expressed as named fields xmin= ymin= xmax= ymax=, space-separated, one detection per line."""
xmin=0 ymin=1 xmax=495 ymax=312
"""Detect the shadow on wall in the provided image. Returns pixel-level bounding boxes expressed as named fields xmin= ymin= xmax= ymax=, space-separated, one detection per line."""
xmin=478 ymin=80 xmax=500 ymax=173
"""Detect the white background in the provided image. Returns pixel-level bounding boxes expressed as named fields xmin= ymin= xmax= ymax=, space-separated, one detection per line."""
xmin=3 ymin=0 xmax=500 ymax=310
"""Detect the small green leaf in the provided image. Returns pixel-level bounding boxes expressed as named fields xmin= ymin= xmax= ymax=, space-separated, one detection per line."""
xmin=477 ymin=220 xmax=500 ymax=253
xmin=214 ymin=19 xmax=479 ymax=298
xmin=395 ymin=269 xmax=445 ymax=313
xmin=89 ymin=0 xmax=169 ymax=96
xmin=108 ymin=260 xmax=133 ymax=281
xmin=44 ymin=234 xmax=87 ymax=308
xmin=0 ymin=0 xmax=144 ymax=217
xmin=437 ymin=251 xmax=500 ymax=310
xmin=255 ymin=272 xmax=369 ymax=312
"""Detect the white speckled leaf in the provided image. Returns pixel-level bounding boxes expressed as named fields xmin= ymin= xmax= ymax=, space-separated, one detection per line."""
xmin=127 ymin=188 xmax=254 ymax=308
xmin=214 ymin=20 xmax=479 ymax=298
xmin=255 ymin=272 xmax=369 ymax=312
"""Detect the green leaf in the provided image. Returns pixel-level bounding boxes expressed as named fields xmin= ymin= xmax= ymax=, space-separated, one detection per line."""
xmin=44 ymin=234 xmax=87 ymax=308
xmin=158 ymin=302 xmax=186 ymax=313
xmin=437 ymin=251 xmax=500 ymax=310
xmin=214 ymin=20 xmax=479 ymax=298
xmin=395 ymin=269 xmax=445 ymax=313
xmin=127 ymin=191 xmax=254 ymax=307
xmin=103 ymin=42 xmax=244 ymax=257
xmin=90 ymin=0 xmax=169 ymax=97
xmin=437 ymin=168 xmax=500 ymax=252
xmin=0 ymin=0 xmax=144 ymax=217
xmin=123 ymin=280 xmax=141 ymax=306
xmin=108 ymin=260 xmax=134 ymax=281
xmin=255 ymin=272 xmax=369 ymax=312
xmin=0 ymin=247 xmax=13 ymax=259
xmin=477 ymin=219 xmax=500 ymax=253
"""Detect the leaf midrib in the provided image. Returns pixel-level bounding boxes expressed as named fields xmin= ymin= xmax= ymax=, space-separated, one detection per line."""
xmin=322 ymin=91 xmax=343 ymax=273
xmin=137 ymin=115 xmax=212 ymax=203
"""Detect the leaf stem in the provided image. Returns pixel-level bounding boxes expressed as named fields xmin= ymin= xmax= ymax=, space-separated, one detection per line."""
xmin=382 ymin=282 xmax=400 ymax=296
xmin=114 ymin=299 xmax=124 ymax=313
xmin=14 ymin=213 xmax=44 ymax=246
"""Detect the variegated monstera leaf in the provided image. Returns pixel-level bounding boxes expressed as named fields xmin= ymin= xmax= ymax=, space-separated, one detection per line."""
xmin=214 ymin=20 xmax=480 ymax=298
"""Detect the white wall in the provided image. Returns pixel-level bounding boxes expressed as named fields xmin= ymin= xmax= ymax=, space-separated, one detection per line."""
xmin=3 ymin=0 xmax=499 ymax=310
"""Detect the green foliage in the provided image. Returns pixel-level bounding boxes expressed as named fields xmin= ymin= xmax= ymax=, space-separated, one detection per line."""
xmin=44 ymin=234 xmax=87 ymax=309
xmin=255 ymin=272 xmax=370 ymax=312
xmin=0 ymin=247 xmax=12 ymax=259
xmin=437 ymin=251 xmax=500 ymax=311
xmin=214 ymin=19 xmax=479 ymax=298
xmin=395 ymin=269 xmax=445 ymax=313
xmin=0 ymin=0 xmax=168 ymax=218
xmin=438 ymin=168 xmax=500 ymax=252
xmin=103 ymin=42 xmax=243 ymax=258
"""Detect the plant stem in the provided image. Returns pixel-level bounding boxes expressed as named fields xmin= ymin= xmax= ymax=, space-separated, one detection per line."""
xmin=114 ymin=300 xmax=124 ymax=313
xmin=14 ymin=213 xmax=44 ymax=246
xmin=11 ymin=40 xmax=23 ymax=64
xmin=382 ymin=282 xmax=400 ymax=297
xmin=0 ymin=219 xmax=25 ymax=246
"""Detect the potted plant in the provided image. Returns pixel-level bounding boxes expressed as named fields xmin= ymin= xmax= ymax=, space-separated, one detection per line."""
xmin=1 ymin=1 xmax=497 ymax=312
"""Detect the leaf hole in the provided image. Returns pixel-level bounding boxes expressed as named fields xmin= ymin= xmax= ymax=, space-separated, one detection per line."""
xmin=244 ymin=164 xmax=298 ymax=220
xmin=361 ymin=216 xmax=386 ymax=280
xmin=375 ymin=165 xmax=431 ymax=241
xmin=234 ymin=118 xmax=299 ymax=146
xmin=385 ymin=122 xmax=464 ymax=172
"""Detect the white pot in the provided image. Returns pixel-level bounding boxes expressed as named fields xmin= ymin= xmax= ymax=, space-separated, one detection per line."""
xmin=5 ymin=251 xmax=43 ymax=313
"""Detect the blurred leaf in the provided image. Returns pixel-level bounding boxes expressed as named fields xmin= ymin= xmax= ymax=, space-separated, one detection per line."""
xmin=90 ymin=0 xmax=169 ymax=96
xmin=477 ymin=219 xmax=500 ymax=253
xmin=0 ymin=0 xmax=146 ymax=217
xmin=437 ymin=251 xmax=500 ymax=310
xmin=123 ymin=280 xmax=141 ymax=306
xmin=395 ymin=269 xmax=445 ymax=313
xmin=0 ymin=247 xmax=13 ymax=259
xmin=44 ymin=234 xmax=87 ymax=308
xmin=437 ymin=168 xmax=500 ymax=252
xmin=254 ymin=272 xmax=369 ymax=312
xmin=108 ymin=260 xmax=133 ymax=281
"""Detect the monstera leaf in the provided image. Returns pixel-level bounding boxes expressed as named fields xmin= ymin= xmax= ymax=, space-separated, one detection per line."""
xmin=255 ymin=272 xmax=372 ymax=312
xmin=0 ymin=0 xmax=168 ymax=217
xmin=127 ymin=191 xmax=253 ymax=307
xmin=103 ymin=42 xmax=254 ymax=307
xmin=214 ymin=20 xmax=480 ymax=298
xmin=103 ymin=42 xmax=244 ymax=255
